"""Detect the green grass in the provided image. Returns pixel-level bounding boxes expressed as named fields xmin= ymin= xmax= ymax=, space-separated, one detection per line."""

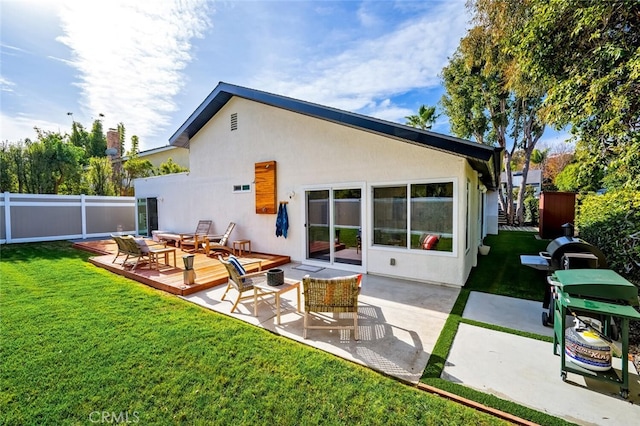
xmin=421 ymin=231 xmax=574 ymax=426
xmin=1 ymin=242 xmax=507 ymax=425
xmin=466 ymin=231 xmax=549 ymax=301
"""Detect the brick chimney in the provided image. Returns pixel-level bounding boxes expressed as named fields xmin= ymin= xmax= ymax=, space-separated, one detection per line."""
xmin=106 ymin=128 xmax=121 ymax=158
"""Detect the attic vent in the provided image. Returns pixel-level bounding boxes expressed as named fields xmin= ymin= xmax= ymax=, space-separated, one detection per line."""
xmin=230 ymin=113 xmax=238 ymax=131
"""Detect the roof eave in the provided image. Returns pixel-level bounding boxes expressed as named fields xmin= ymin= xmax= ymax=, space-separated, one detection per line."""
xmin=169 ymin=82 xmax=503 ymax=188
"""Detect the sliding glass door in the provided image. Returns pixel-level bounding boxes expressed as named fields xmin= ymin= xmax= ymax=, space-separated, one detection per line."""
xmin=306 ymin=190 xmax=330 ymax=262
xmin=306 ymin=187 xmax=362 ymax=268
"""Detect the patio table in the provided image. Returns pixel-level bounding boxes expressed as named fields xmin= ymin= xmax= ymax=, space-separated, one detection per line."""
xmin=253 ymin=277 xmax=301 ymax=324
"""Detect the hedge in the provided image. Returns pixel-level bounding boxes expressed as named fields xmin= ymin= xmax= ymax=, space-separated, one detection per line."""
xmin=576 ymin=189 xmax=640 ymax=285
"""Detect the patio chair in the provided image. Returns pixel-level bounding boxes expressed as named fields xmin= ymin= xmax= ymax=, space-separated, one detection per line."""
xmin=117 ymin=235 xmax=152 ymax=270
xmin=218 ymin=255 xmax=267 ymax=313
xmin=203 ymin=222 xmax=236 ymax=257
xmin=302 ymin=274 xmax=362 ymax=340
xmin=180 ymin=220 xmax=213 ymax=253
xmin=111 ymin=234 xmax=130 ymax=264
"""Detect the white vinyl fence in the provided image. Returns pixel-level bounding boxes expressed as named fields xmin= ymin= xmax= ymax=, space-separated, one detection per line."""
xmin=0 ymin=192 xmax=135 ymax=244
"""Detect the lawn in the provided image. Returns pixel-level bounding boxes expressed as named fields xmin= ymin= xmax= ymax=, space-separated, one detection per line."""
xmin=0 ymin=242 xmax=506 ymax=425
xmin=466 ymin=231 xmax=549 ymax=301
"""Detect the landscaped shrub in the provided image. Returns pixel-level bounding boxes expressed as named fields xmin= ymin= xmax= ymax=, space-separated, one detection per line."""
xmin=523 ymin=195 xmax=539 ymax=225
xmin=576 ymin=189 xmax=640 ymax=285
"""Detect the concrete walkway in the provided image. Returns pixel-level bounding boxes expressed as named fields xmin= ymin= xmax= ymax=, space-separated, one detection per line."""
xmin=182 ymin=263 xmax=459 ymax=384
xmin=444 ymin=291 xmax=640 ymax=426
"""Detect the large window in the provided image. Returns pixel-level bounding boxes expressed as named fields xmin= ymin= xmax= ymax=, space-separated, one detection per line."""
xmin=373 ymin=182 xmax=454 ymax=252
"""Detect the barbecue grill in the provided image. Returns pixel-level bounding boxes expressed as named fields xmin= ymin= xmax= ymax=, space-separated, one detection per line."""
xmin=520 ymin=236 xmax=608 ymax=326
xmin=520 ymin=236 xmax=607 ymax=272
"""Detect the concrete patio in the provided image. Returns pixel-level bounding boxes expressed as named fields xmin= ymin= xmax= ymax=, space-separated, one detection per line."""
xmin=182 ymin=266 xmax=640 ymax=425
xmin=448 ymin=292 xmax=640 ymax=425
xmin=182 ymin=262 xmax=460 ymax=384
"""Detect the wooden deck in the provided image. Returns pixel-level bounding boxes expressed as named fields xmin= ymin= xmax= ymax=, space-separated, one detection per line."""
xmin=74 ymin=239 xmax=291 ymax=296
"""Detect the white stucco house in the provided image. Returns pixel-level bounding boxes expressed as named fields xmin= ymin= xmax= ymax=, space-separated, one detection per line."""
xmin=134 ymin=82 xmax=502 ymax=287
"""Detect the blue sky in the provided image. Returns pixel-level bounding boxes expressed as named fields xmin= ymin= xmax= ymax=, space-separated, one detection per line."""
xmin=1 ymin=0 xmax=565 ymax=152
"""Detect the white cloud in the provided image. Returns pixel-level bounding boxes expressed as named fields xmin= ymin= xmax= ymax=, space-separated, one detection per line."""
xmin=252 ymin=1 xmax=469 ymax=119
xmin=1 ymin=76 xmax=16 ymax=93
xmin=55 ymin=0 xmax=212 ymax=150
xmin=0 ymin=112 xmax=67 ymax=143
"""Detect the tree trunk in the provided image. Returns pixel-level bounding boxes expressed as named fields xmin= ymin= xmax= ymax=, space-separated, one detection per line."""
xmin=503 ymin=150 xmax=515 ymax=225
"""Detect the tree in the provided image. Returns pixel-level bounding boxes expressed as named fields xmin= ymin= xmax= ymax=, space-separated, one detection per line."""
xmin=157 ymin=158 xmax=188 ymax=175
xmin=554 ymin=163 xmax=581 ymax=193
xmin=86 ymin=157 xmax=115 ymax=196
xmin=87 ymin=119 xmax=107 ymax=158
xmin=441 ymin=1 xmax=547 ymax=225
xmin=0 ymin=142 xmax=17 ymax=192
xmin=122 ymin=156 xmax=154 ymax=195
xmin=117 ymin=123 xmax=126 ymax=157
xmin=530 ymin=148 xmax=549 ymax=169
xmin=69 ymin=121 xmax=89 ymax=158
xmin=36 ymin=129 xmax=84 ymax=194
xmin=542 ymin=147 xmax=574 ymax=191
xmin=405 ymin=105 xmax=439 ymax=130
xmin=511 ymin=0 xmax=640 ymax=190
xmin=5 ymin=130 xmax=85 ymax=194
xmin=130 ymin=135 xmax=139 ymax=155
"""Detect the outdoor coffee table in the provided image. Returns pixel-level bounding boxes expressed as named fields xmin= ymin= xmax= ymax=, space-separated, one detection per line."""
xmin=253 ymin=277 xmax=301 ymax=324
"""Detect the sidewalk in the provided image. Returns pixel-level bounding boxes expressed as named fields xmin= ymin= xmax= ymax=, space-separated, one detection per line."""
xmin=443 ymin=292 xmax=640 ymax=425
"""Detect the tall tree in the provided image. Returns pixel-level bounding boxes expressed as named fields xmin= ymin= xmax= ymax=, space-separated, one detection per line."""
xmin=405 ymin=105 xmax=439 ymax=130
xmin=442 ymin=0 xmax=547 ymax=224
xmin=0 ymin=142 xmax=16 ymax=192
xmin=69 ymin=121 xmax=89 ymax=157
xmin=87 ymin=119 xmax=107 ymax=158
xmin=130 ymin=135 xmax=140 ymax=155
xmin=86 ymin=157 xmax=115 ymax=196
xmin=117 ymin=123 xmax=126 ymax=157
xmin=511 ymin=0 xmax=640 ymax=190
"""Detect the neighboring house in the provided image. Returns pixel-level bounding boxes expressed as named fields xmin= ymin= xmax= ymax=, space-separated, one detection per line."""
xmin=106 ymin=130 xmax=189 ymax=171
xmin=134 ymin=82 xmax=502 ymax=287
xmin=501 ymin=169 xmax=542 ymax=197
xmin=121 ymin=145 xmax=189 ymax=170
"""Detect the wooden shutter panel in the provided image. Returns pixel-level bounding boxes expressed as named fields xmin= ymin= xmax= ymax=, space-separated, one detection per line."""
xmin=255 ymin=160 xmax=277 ymax=214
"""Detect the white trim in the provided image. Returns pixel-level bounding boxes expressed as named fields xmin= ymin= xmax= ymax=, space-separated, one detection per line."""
xmin=81 ymin=194 xmax=87 ymax=238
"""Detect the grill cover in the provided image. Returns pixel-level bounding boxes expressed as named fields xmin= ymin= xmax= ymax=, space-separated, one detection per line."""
xmin=542 ymin=236 xmax=607 ymax=270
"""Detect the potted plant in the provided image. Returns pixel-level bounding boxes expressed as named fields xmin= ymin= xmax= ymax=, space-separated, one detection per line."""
xmin=478 ymin=244 xmax=491 ymax=256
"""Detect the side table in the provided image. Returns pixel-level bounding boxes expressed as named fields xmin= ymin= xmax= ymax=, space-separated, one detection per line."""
xmin=233 ymin=239 xmax=251 ymax=256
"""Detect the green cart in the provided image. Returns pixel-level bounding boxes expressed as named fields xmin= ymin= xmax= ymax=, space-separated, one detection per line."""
xmin=550 ymin=269 xmax=640 ymax=399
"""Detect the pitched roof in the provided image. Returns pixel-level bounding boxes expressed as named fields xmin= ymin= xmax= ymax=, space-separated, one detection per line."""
xmin=169 ymin=82 xmax=502 ymax=189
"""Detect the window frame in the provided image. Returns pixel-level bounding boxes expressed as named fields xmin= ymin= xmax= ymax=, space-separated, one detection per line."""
xmin=371 ymin=178 xmax=457 ymax=255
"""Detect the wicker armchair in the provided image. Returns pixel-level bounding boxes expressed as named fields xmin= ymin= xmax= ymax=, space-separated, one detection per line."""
xmin=302 ymin=274 xmax=362 ymax=340
xmin=218 ymin=255 xmax=266 ymax=313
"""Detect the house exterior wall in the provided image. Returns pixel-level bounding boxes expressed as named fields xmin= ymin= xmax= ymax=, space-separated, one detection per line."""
xmin=135 ymin=97 xmax=486 ymax=286
xmin=138 ymin=146 xmax=189 ymax=169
